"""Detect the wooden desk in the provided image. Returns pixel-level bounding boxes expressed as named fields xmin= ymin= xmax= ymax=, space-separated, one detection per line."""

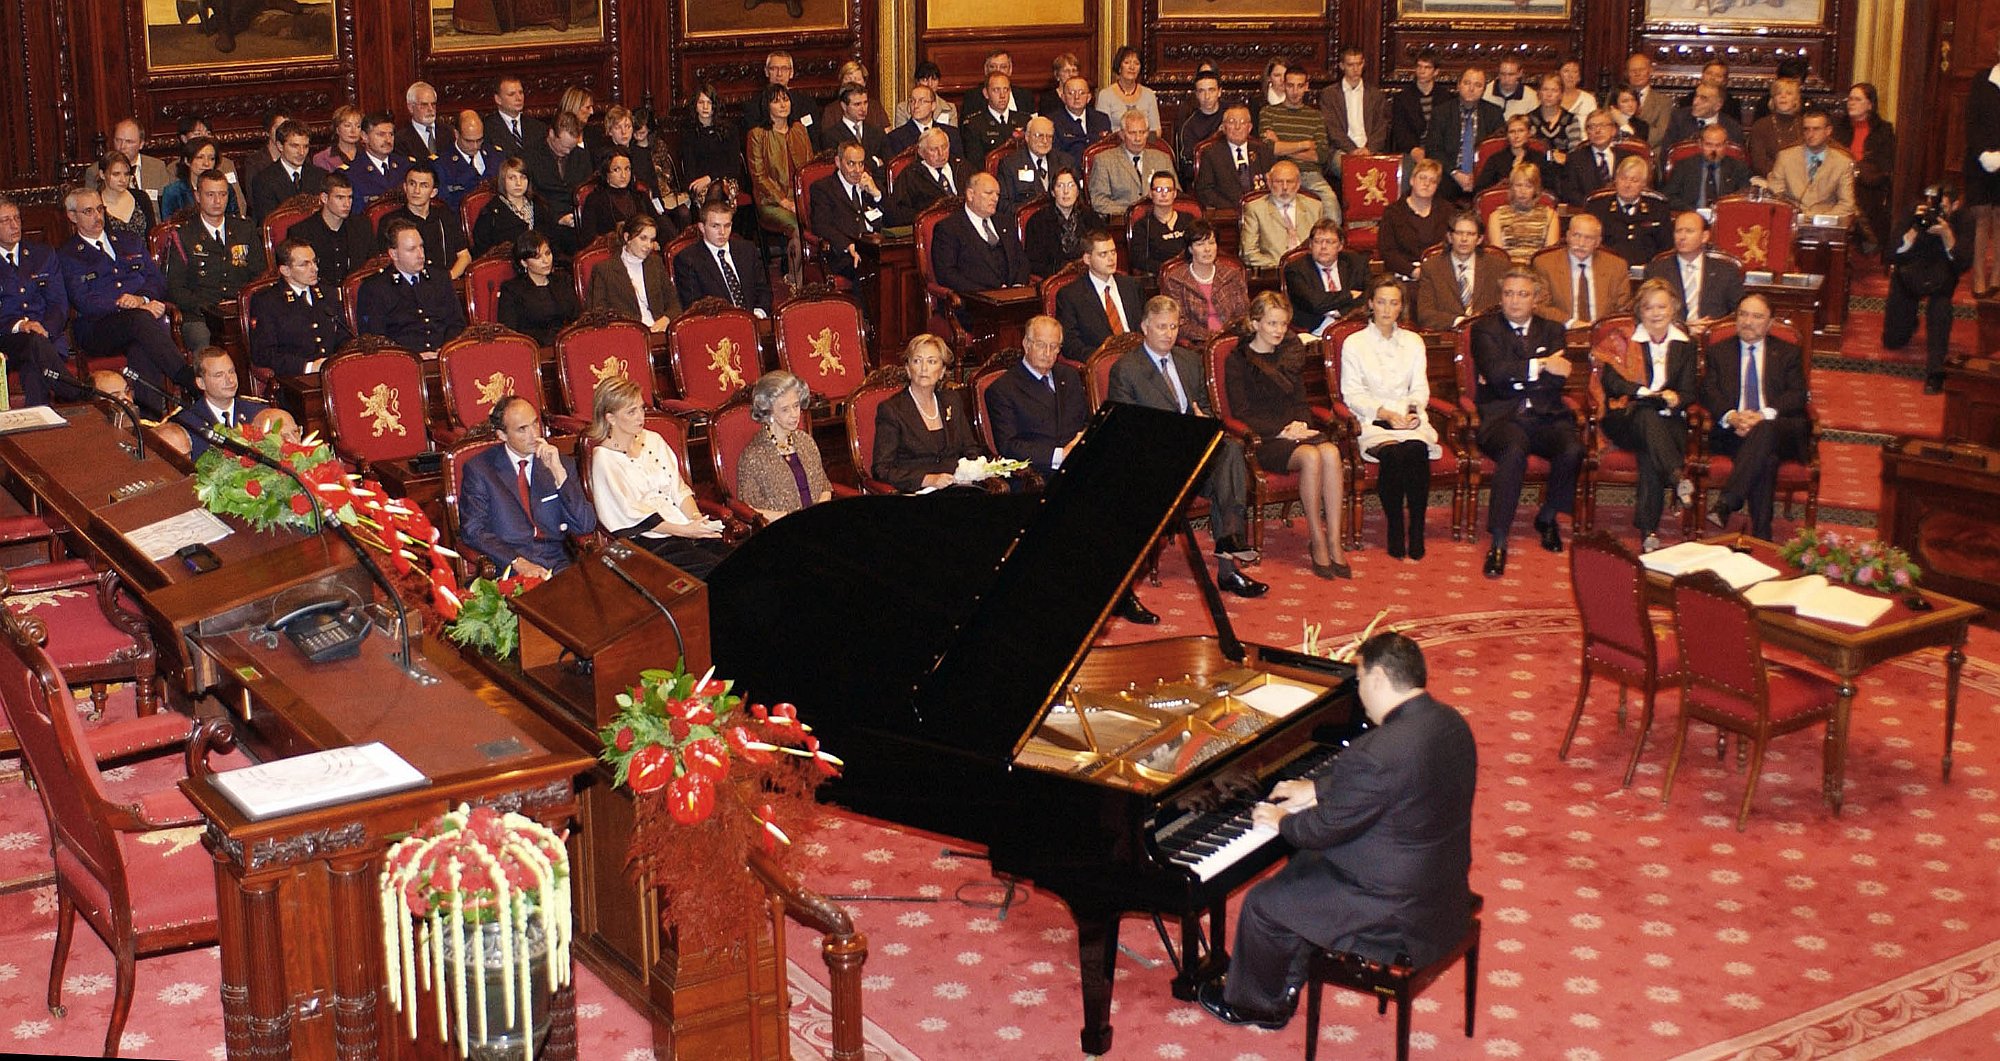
xmin=1644 ymin=536 xmax=1983 ymax=812
xmin=1792 ymin=222 xmax=1849 ymax=353
xmin=1943 ymin=355 xmax=2000 ymax=448
xmin=859 ymin=232 xmax=922 ymax=362
xmin=1879 ymin=438 xmax=2000 ymax=619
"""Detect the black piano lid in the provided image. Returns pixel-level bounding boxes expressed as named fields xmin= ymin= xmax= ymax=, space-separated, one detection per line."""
xmin=707 ymin=402 xmax=1229 ymax=764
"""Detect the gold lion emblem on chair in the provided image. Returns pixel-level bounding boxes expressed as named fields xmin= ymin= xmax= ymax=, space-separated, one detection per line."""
xmin=809 ymin=327 xmax=846 ymax=377
xmin=707 ymin=337 xmax=746 ymax=390
xmin=1357 ymin=168 xmax=1391 ymax=206
xmin=1733 ymin=224 xmax=1768 ymax=267
xmin=591 ymin=355 xmax=628 ymax=385
xmin=356 ymin=383 xmax=406 ymax=437
xmin=475 ymin=371 xmax=515 ymax=407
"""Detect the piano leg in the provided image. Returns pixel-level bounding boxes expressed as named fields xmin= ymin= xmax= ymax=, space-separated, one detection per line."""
xmin=1171 ymin=902 xmax=1230 ymax=1000
xmin=1073 ymin=905 xmax=1120 ymax=1056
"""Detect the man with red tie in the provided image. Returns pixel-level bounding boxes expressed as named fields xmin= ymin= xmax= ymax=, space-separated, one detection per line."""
xmin=1053 ymin=230 xmax=1145 ymax=362
xmin=457 ymin=396 xmax=597 ymax=579
xmin=1282 ymin=219 xmax=1368 ymax=334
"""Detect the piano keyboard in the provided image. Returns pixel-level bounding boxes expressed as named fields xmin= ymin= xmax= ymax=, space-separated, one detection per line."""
xmin=1153 ymin=743 xmax=1346 ymax=881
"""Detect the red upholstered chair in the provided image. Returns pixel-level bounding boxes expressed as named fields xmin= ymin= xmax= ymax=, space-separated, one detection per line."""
xmin=983 ymin=136 xmax=1022 ymax=177
xmin=914 ymin=196 xmax=971 ymax=343
xmin=707 ymin=397 xmax=764 ymax=523
xmin=341 ymin=255 xmax=390 ymax=336
xmin=1578 ymin=315 xmax=1700 ymax=536
xmin=436 ymin=324 xmax=542 ymax=443
xmin=663 ymin=297 xmax=758 ymax=421
xmin=1452 ymin=314 xmax=1587 ymax=541
xmin=970 ymin=353 xmax=1015 ymax=455
xmin=1662 ymin=569 xmax=1838 ymax=830
xmin=1 ymin=562 xmax=159 ymax=723
xmin=236 ymin=273 xmax=282 ymax=397
xmin=1014 ymin=195 xmax=1050 ymax=252
xmin=1475 ymin=186 xmax=1555 ymax=228
xmin=1124 ymin=196 xmax=1205 ymax=240
xmin=1321 ymin=319 xmax=1464 ymax=549
xmin=885 ymin=147 xmax=918 ymax=194
xmin=1473 ymin=135 xmax=1510 ymax=171
xmin=1688 ymin=318 xmax=1819 ymax=529
xmin=571 ymin=232 xmax=620 ymax=306
xmin=320 ymin=341 xmax=432 ymax=469
xmin=1338 ymin=153 xmax=1404 ymax=255
xmin=791 ymin=149 xmax=840 ymax=284
xmin=1711 ymin=193 xmax=1797 ymax=275
xmin=1205 ymin=331 xmax=1305 ymax=552
xmin=0 ymin=607 xmax=220 ymax=1058
xmin=1083 ymin=331 xmax=1143 ymax=408
xmin=1039 ymin=260 xmax=1089 ymax=317
xmin=260 ymin=193 xmax=321 ymax=266
xmin=1659 ymin=139 xmax=1748 ymax=181
xmin=441 ymin=436 xmax=503 ymax=582
xmin=1563 ymin=531 xmax=1683 ymax=786
xmin=364 ymin=190 xmax=406 ymax=231
xmin=1613 ymin=137 xmax=1652 ymax=168
xmin=775 ymin=290 xmax=870 ymax=407
xmin=552 ymin=311 xmax=654 ymax=431
xmin=460 ymin=184 xmax=495 ymax=241
xmin=463 ymin=247 xmax=517 ymax=325
xmin=1078 ymin=133 xmax=1121 ymax=189
xmin=844 ymin=365 xmax=911 ymax=494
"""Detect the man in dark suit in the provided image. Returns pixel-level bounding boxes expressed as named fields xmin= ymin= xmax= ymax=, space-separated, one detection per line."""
xmin=1413 ymin=212 xmax=1504 ymax=329
xmin=163 ymin=170 xmax=267 ymax=354
xmin=1107 ymin=295 xmax=1268 ymax=598
xmin=1701 ymin=293 xmax=1810 ymax=540
xmin=289 ymin=172 xmax=377 ymax=286
xmin=957 ymin=50 xmax=1036 ymax=120
xmin=961 ymin=73 xmax=1029 ymax=163
xmin=886 ymin=128 xmax=973 ymax=227
xmin=174 ymin=347 xmax=272 ymax=458
xmin=488 ymin=75 xmax=549 ymax=160
xmin=1471 ymin=268 xmax=1583 ymax=577
xmin=930 ymin=172 xmax=1029 ymax=295
xmin=673 ymin=200 xmax=770 ymax=316
xmin=458 ymin=395 xmax=597 ymax=579
xmin=342 ymin=112 xmax=413 ymax=207
xmin=251 ymin=238 xmax=351 ymax=377
xmin=1199 ymin=632 xmax=1475 ymax=1029
xmin=355 ymin=220 xmax=466 ymax=356
xmin=996 ymin=117 xmax=1075 ymax=212
xmin=884 ymin=84 xmax=963 ymax=161
xmin=807 ymin=142 xmax=886 ymax=283
xmin=1642 ymin=211 xmax=1746 ymax=323
xmin=0 ymin=196 xmax=71 ymax=406
xmin=57 ymin=187 xmax=186 ymax=414
xmin=814 ymin=85 xmax=888 ymax=175
xmin=1195 ymin=106 xmax=1272 ymax=210
xmin=1054 ymin=231 xmax=1143 ymax=362
xmin=248 ymin=119 xmax=324 ymax=223
xmin=1283 ymin=219 xmax=1367 ymax=334
xmin=1559 ymin=110 xmax=1626 ymax=206
xmin=394 ymin=80 xmax=443 ymax=162
xmin=1660 ymin=124 xmax=1753 ymax=212
xmin=1662 ymin=83 xmax=1745 ymax=149
xmin=1424 ymin=68 xmax=1505 ymax=202
xmin=522 ymin=115 xmax=592 ymax=252
xmin=433 ymin=111 xmax=508 ymax=212
xmin=1050 ymin=76 xmax=1112 ymax=162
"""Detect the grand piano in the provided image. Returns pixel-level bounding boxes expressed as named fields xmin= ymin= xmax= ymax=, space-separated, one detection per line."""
xmin=707 ymin=403 xmax=1366 ymax=1055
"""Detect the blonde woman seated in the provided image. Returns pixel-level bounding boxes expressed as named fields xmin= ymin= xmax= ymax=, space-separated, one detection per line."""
xmin=1486 ymin=162 xmax=1559 ymax=266
xmin=872 ymin=334 xmax=988 ymax=492
xmin=587 ymin=376 xmax=733 ymax=578
xmin=1341 ymin=276 xmax=1442 ymax=561
xmin=1223 ymin=290 xmax=1348 ymax=579
xmin=735 ymin=370 xmax=832 ymax=521
xmin=1590 ymin=279 xmax=1697 ymax=554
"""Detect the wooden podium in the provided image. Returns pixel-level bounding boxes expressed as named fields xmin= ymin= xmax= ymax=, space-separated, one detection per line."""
xmin=1879 ymin=437 xmax=2000 ymax=617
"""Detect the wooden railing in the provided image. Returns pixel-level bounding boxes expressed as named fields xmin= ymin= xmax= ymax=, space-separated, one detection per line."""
xmin=749 ymin=849 xmax=867 ymax=1061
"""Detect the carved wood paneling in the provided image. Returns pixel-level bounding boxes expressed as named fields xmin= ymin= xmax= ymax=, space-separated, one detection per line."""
xmin=669 ymin=0 xmax=873 ymax=110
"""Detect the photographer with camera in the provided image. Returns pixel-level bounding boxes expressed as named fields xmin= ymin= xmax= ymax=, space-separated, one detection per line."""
xmin=1883 ymin=185 xmax=1973 ymax=394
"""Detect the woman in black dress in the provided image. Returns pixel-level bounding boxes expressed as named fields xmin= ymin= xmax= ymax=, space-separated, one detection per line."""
xmin=680 ymin=84 xmax=749 ymax=216
xmin=578 ymin=149 xmax=661 ymax=245
xmin=498 ymin=231 xmax=580 ymax=345
xmin=1378 ymin=158 xmax=1450 ymax=279
xmin=473 ymin=158 xmax=555 ymax=258
xmin=1128 ymin=171 xmax=1193 ymax=275
xmin=871 ymin=334 xmax=988 ymax=492
xmin=1223 ymin=290 xmax=1349 ymax=578
xmin=1474 ymin=115 xmax=1557 ymax=195
xmin=1024 ymin=168 xmax=1087 ymax=278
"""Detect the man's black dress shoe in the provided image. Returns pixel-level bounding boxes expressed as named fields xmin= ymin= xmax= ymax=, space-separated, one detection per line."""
xmin=1195 ymin=977 xmax=1292 ymax=1030
xmin=1218 ymin=569 xmax=1269 ymax=597
xmin=1113 ymin=593 xmax=1159 ymax=625
xmin=1483 ymin=547 xmax=1507 ymax=578
xmin=1536 ymin=518 xmax=1563 ymax=553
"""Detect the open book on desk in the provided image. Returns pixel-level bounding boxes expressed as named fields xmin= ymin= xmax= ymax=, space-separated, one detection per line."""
xmin=1743 ymin=575 xmax=1895 ymax=628
xmin=1640 ymin=541 xmax=1782 ymax=589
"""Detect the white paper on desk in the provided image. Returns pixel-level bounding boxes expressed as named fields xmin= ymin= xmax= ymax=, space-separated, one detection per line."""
xmin=210 ymin=742 xmax=428 ymax=821
xmin=1703 ymin=552 xmax=1782 ymax=590
xmin=124 ymin=506 xmax=232 ymax=562
xmin=0 ymin=406 xmax=65 ymax=434
xmin=1640 ymin=541 xmax=1779 ymax=588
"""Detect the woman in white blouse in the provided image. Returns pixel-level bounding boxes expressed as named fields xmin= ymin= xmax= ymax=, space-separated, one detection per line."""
xmin=1589 ymin=280 xmax=1697 ymax=554
xmin=586 ymin=377 xmax=732 ymax=577
xmin=1341 ymin=276 xmax=1441 ymax=561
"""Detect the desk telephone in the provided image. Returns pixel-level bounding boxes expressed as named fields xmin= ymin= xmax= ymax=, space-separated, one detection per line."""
xmin=262 ymin=598 xmax=371 ymax=663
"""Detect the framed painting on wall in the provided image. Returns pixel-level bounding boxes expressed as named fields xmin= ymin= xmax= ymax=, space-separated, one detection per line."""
xmin=1157 ymin=0 xmax=1325 ymax=18
xmin=1643 ymin=0 xmax=1826 ymax=27
xmin=431 ymin=0 xmax=606 ymax=53
xmin=140 ymin=0 xmax=337 ymax=72
xmin=1394 ymin=0 xmax=1570 ymax=20
xmin=683 ymin=0 xmax=849 ymax=38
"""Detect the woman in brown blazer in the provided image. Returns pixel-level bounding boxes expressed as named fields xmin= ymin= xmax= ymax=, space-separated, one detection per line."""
xmin=587 ymin=215 xmax=681 ymax=333
xmin=747 ymin=82 xmax=815 ymax=285
xmin=1159 ymin=220 xmax=1249 ymax=349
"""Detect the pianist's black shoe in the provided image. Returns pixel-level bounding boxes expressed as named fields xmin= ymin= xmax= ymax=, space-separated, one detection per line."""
xmin=1218 ymin=569 xmax=1268 ymax=598
xmin=1113 ymin=592 xmax=1159 ymax=625
xmin=1483 ymin=546 xmax=1507 ymax=579
xmin=1196 ymin=977 xmax=1293 ymax=1030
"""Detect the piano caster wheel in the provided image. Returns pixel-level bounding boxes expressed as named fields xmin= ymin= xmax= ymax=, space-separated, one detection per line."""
xmin=1080 ymin=1027 xmax=1113 ymax=1056
xmin=48 ymin=1004 xmax=63 ymax=1018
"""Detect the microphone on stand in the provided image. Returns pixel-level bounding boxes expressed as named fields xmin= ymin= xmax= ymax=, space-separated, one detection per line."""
xmin=43 ymin=369 xmax=144 ymax=460
xmin=200 ymin=425 xmax=430 ymax=680
xmin=120 ymin=367 xmax=183 ymax=420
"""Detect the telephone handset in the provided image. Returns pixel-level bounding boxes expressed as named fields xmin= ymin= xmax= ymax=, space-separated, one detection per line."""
xmin=264 ymin=597 xmax=371 ymax=663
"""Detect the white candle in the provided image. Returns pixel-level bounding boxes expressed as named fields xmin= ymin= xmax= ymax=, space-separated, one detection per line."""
xmin=450 ymin=861 xmax=469 ymax=1057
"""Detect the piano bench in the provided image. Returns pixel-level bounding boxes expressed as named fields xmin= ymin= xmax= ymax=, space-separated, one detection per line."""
xmin=1301 ymin=892 xmax=1482 ymax=1061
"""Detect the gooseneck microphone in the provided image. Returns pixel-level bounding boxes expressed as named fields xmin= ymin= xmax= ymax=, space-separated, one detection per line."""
xmin=43 ymin=368 xmax=144 ymax=460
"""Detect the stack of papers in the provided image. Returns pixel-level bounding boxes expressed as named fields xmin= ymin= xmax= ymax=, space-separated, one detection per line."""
xmin=1744 ymin=575 xmax=1895 ymax=628
xmin=210 ymin=742 xmax=427 ymax=820
xmin=1640 ymin=541 xmax=1782 ymax=589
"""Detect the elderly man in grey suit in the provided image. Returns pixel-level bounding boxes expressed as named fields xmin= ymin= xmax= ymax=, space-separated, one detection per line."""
xmin=1089 ymin=111 xmax=1174 ymax=221
xmin=1107 ymin=296 xmax=1268 ymax=598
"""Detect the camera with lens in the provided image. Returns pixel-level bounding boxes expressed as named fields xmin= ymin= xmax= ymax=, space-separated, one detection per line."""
xmin=1910 ymin=185 xmax=1949 ymax=234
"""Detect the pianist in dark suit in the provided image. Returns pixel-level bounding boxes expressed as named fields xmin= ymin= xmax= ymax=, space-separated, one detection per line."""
xmin=175 ymin=347 xmax=272 ymax=458
xmin=1199 ymin=632 xmax=1476 ymax=1029
xmin=872 ymin=333 xmax=989 ymax=492
xmin=459 ymin=395 xmax=597 ymax=579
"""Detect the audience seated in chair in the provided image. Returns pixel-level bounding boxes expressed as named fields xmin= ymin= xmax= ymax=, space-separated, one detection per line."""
xmin=1160 ymin=220 xmax=1247 ymax=350
xmin=58 ymin=186 xmax=187 ymax=416
xmin=1128 ymin=172 xmax=1196 ymax=275
xmin=1642 ymin=210 xmax=1745 ymax=324
xmin=734 ymin=370 xmax=833 ymax=522
xmin=1534 ymin=214 xmax=1632 ymax=327
xmin=498 ymin=230 xmax=581 ymax=345
xmin=248 ymin=119 xmax=325 ymax=223
xmin=674 ymin=199 xmax=770 ymax=316
xmin=0 ymin=195 xmax=71 ymax=406
xmin=1342 ymin=277 xmax=1444 ymax=561
xmin=1024 ymin=167 xmax=1089 ymax=278
xmin=1283 ymin=218 xmax=1366 ymax=336
xmin=1090 ymin=111 xmax=1176 ymax=220
xmin=251 ymin=237 xmax=350 ymax=376
xmin=1238 ymin=162 xmax=1322 ymax=268
xmin=1055 ymin=230 xmax=1143 ymax=362
xmin=1585 ymin=156 xmax=1672 ymax=267
xmin=1195 ymin=105 xmax=1272 ymax=211
xmin=174 ymin=347 xmax=271 ymax=458
xmin=808 ymin=141 xmax=886 ymax=284
xmin=1589 ymin=281 xmax=1698 ymax=553
xmin=1416 ymin=211 xmax=1505 ymax=329
xmin=930 ymin=172 xmax=1030 ymax=296
xmin=871 ymin=333 xmax=989 ymax=492
xmin=1379 ymin=159 xmax=1450 ymax=280
xmin=457 ymin=395 xmax=597 ymax=579
xmin=1485 ymin=163 xmax=1559 ymax=266
xmin=587 ymin=214 xmax=679 ymax=333
xmin=1699 ymin=293 xmax=1810 ymax=540
xmin=163 ymin=170 xmax=267 ymax=354
xmin=1662 ymin=123 xmax=1753 ymax=213
xmin=1759 ymin=108 xmax=1857 ymax=222
xmin=356 ymin=219 xmax=467 ymax=356
xmin=290 ymin=171 xmax=378 ymax=283
xmin=997 ymin=116 xmax=1074 ymax=213
xmin=1224 ymin=290 xmax=1348 ymax=577
xmin=586 ymin=377 xmax=733 ymax=578
xmin=376 ymin=163 xmax=470 ymax=279
xmin=1469 ymin=267 xmax=1584 ymax=578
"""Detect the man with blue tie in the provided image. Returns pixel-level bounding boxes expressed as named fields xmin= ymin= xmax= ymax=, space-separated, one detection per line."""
xmin=1423 ymin=68 xmax=1504 ymax=203
xmin=1108 ymin=296 xmax=1268 ymax=599
xmin=1701 ymin=293 xmax=1809 ymax=540
xmin=355 ymin=221 xmax=466 ymax=357
xmin=0 ymin=196 xmax=71 ymax=406
xmin=1661 ymin=124 xmax=1752 ymax=213
xmin=457 ymin=396 xmax=597 ymax=579
xmin=1761 ymin=109 xmax=1856 ymax=222
xmin=57 ymin=186 xmax=187 ymax=416
xmin=342 ymin=112 xmax=412 ymax=206
xmin=175 ymin=347 xmax=271 ymax=457
xmin=1469 ymin=267 xmax=1583 ymax=577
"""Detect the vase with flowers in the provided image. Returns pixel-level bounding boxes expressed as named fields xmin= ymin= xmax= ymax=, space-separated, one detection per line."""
xmin=380 ymin=803 xmax=572 ymax=1061
xmin=1777 ymin=527 xmax=1921 ymax=595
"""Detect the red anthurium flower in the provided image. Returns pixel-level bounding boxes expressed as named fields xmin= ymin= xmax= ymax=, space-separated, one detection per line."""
xmin=244 ymin=479 xmax=263 ymax=498
xmin=683 ymin=737 xmax=729 ymax=781
xmin=726 ymin=725 xmax=772 ymax=764
xmin=431 ymin=583 xmax=461 ymax=620
xmin=613 ymin=726 xmax=634 ymax=752
xmin=666 ymin=772 xmax=715 ymax=824
xmin=241 ymin=422 xmax=266 ymax=442
xmin=238 ymin=455 xmax=257 ymax=469
xmin=289 ymin=493 xmax=311 ymax=515
xmin=680 ymin=701 xmax=716 ymax=727
xmin=668 ymin=717 xmax=690 ymax=742
xmin=771 ymin=703 xmax=799 ymax=724
xmin=749 ymin=703 xmax=768 ymax=721
xmin=626 ymin=744 xmax=674 ymax=794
